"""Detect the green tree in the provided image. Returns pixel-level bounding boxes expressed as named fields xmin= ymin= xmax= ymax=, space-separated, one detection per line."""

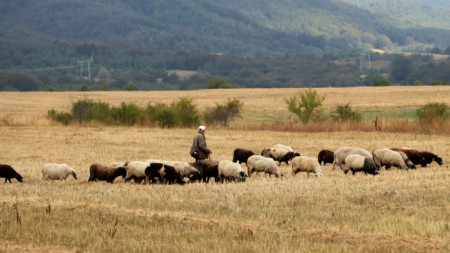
xmin=391 ymin=56 xmax=414 ymax=83
xmin=285 ymin=89 xmax=325 ymax=123
xmin=371 ymin=77 xmax=391 ymax=86
xmin=206 ymin=78 xmax=240 ymax=89
xmin=123 ymin=83 xmax=138 ymax=91
xmin=332 ymin=103 xmax=361 ymax=122
xmin=203 ymin=98 xmax=243 ymax=126
xmin=80 ymin=84 xmax=89 ymax=91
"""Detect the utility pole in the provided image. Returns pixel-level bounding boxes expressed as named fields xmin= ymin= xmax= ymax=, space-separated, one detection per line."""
xmin=360 ymin=54 xmax=363 ymax=72
xmin=77 ymin=57 xmax=94 ymax=80
xmin=368 ymin=53 xmax=371 ymax=69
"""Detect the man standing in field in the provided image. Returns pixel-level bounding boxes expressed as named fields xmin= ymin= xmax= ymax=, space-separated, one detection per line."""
xmin=192 ymin=125 xmax=212 ymax=161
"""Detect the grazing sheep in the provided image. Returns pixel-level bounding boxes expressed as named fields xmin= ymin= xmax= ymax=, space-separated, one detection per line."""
xmin=145 ymin=163 xmax=185 ymax=185
xmin=266 ymin=148 xmax=297 ymax=165
xmin=0 ymin=164 xmax=23 ymax=184
xmin=232 ymin=148 xmax=255 ymax=165
xmin=247 ymin=155 xmax=281 ymax=178
xmin=145 ymin=159 xmax=200 ymax=182
xmin=42 ymin=163 xmax=78 ymax=181
xmin=318 ymin=150 xmax=334 ymax=165
xmin=420 ymin=151 xmax=443 ymax=166
xmin=88 ymin=162 xmax=127 ymax=183
xmin=190 ymin=160 xmax=219 ymax=183
xmin=343 ymin=154 xmax=379 ymax=176
xmin=372 ymin=148 xmax=410 ymax=170
xmin=125 ymin=161 xmax=150 ymax=183
xmin=261 ymin=148 xmax=272 ymax=158
xmin=291 ymin=156 xmax=323 ymax=177
xmin=332 ymin=147 xmax=372 ymax=170
xmin=272 ymin=144 xmax=294 ymax=152
xmin=218 ymin=160 xmax=247 ymax=183
xmin=391 ymin=148 xmax=428 ymax=167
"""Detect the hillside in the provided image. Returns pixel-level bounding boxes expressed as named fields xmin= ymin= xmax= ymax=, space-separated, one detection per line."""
xmin=342 ymin=0 xmax=450 ymax=29
xmin=1 ymin=0 xmax=450 ymax=57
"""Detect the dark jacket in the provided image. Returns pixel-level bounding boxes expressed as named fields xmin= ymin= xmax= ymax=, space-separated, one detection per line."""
xmin=193 ymin=131 xmax=210 ymax=160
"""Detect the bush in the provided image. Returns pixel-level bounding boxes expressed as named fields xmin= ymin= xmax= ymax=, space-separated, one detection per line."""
xmin=72 ymin=98 xmax=94 ymax=123
xmin=48 ymin=109 xmax=73 ymax=125
xmin=371 ymin=77 xmax=391 ymax=86
xmin=416 ymin=102 xmax=449 ymax=133
xmin=123 ymin=83 xmax=138 ymax=91
xmin=146 ymin=97 xmax=200 ymax=128
xmin=203 ymin=98 xmax=243 ymax=126
xmin=110 ymin=102 xmax=143 ymax=125
xmin=332 ymin=103 xmax=361 ymax=122
xmin=206 ymin=78 xmax=241 ymax=89
xmin=285 ymin=89 xmax=325 ymax=123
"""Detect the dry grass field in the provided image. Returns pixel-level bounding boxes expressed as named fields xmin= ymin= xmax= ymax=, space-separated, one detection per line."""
xmin=0 ymin=87 xmax=449 ymax=252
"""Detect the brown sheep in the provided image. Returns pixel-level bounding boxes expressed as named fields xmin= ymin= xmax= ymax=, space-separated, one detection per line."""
xmin=89 ymin=162 xmax=127 ymax=183
xmin=391 ymin=148 xmax=427 ymax=167
xmin=318 ymin=150 xmax=334 ymax=165
xmin=232 ymin=148 xmax=255 ymax=165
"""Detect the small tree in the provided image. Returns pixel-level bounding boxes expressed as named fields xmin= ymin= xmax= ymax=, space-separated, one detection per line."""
xmin=416 ymin=102 xmax=449 ymax=133
xmin=371 ymin=77 xmax=391 ymax=86
xmin=332 ymin=103 xmax=361 ymax=122
xmin=285 ymin=89 xmax=325 ymax=123
xmin=203 ymin=98 xmax=243 ymax=126
xmin=80 ymin=84 xmax=89 ymax=91
xmin=123 ymin=83 xmax=138 ymax=91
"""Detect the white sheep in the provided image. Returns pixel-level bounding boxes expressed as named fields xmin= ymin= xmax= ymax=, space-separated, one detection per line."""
xmin=125 ymin=161 xmax=150 ymax=183
xmin=42 ymin=163 xmax=78 ymax=181
xmin=343 ymin=154 xmax=379 ymax=176
xmin=332 ymin=147 xmax=372 ymax=170
xmin=145 ymin=159 xmax=200 ymax=180
xmin=372 ymin=148 xmax=410 ymax=170
xmin=267 ymin=148 xmax=297 ymax=165
xmin=291 ymin=156 xmax=323 ymax=177
xmin=218 ymin=160 xmax=247 ymax=183
xmin=246 ymin=155 xmax=281 ymax=178
xmin=272 ymin=144 xmax=294 ymax=152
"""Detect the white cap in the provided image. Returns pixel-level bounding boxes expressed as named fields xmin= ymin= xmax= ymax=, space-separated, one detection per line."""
xmin=199 ymin=125 xmax=206 ymax=131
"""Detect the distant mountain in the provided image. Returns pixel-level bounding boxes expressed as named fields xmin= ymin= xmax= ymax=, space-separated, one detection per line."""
xmin=416 ymin=0 xmax=450 ymax=8
xmin=342 ymin=0 xmax=450 ymax=29
xmin=1 ymin=0 xmax=450 ymax=57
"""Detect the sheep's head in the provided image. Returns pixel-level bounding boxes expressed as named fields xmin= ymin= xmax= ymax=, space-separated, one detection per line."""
xmin=435 ymin=157 xmax=443 ymax=166
xmin=239 ymin=171 xmax=247 ymax=182
xmin=117 ymin=167 xmax=127 ymax=178
xmin=16 ymin=174 xmax=23 ymax=183
xmin=72 ymin=171 xmax=78 ymax=180
xmin=294 ymin=152 xmax=301 ymax=157
xmin=420 ymin=158 xmax=427 ymax=167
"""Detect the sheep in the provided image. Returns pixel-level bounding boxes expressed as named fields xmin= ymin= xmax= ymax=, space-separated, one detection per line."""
xmin=190 ymin=160 xmax=219 ymax=183
xmin=42 ymin=163 xmax=78 ymax=181
xmin=125 ymin=161 xmax=150 ymax=183
xmin=343 ymin=154 xmax=379 ymax=176
xmin=272 ymin=144 xmax=294 ymax=152
xmin=232 ymin=148 xmax=255 ymax=165
xmin=145 ymin=159 xmax=200 ymax=182
xmin=372 ymin=148 xmax=410 ymax=170
xmin=291 ymin=156 xmax=323 ymax=177
xmin=246 ymin=155 xmax=281 ymax=178
xmin=0 ymin=164 xmax=23 ymax=184
xmin=145 ymin=163 xmax=185 ymax=185
xmin=419 ymin=151 xmax=443 ymax=166
xmin=88 ymin=162 xmax=127 ymax=183
xmin=218 ymin=160 xmax=247 ymax=183
xmin=318 ymin=150 xmax=334 ymax=165
xmin=332 ymin=147 xmax=372 ymax=170
xmin=390 ymin=148 xmax=428 ymax=167
xmin=262 ymin=147 xmax=297 ymax=165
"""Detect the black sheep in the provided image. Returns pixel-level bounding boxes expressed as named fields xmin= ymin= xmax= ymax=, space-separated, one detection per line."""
xmin=391 ymin=148 xmax=427 ymax=167
xmin=0 ymin=164 xmax=23 ymax=184
xmin=420 ymin=151 xmax=443 ymax=166
xmin=145 ymin=163 xmax=185 ymax=185
xmin=318 ymin=150 xmax=334 ymax=165
xmin=232 ymin=148 xmax=255 ymax=165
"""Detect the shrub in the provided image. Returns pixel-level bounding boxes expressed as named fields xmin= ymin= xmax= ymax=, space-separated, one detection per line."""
xmin=170 ymin=97 xmax=200 ymax=127
xmin=371 ymin=77 xmax=391 ymax=86
xmin=206 ymin=78 xmax=241 ymax=89
xmin=110 ymin=102 xmax=143 ymax=125
xmin=80 ymin=84 xmax=89 ymax=91
xmin=285 ymin=89 xmax=325 ymax=123
xmin=72 ymin=98 xmax=93 ymax=123
xmin=48 ymin=109 xmax=73 ymax=125
xmin=332 ymin=103 xmax=362 ymax=122
xmin=123 ymin=83 xmax=138 ymax=91
xmin=416 ymin=102 xmax=449 ymax=133
xmin=203 ymin=98 xmax=243 ymax=126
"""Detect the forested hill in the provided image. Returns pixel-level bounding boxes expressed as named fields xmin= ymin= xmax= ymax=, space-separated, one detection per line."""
xmin=1 ymin=0 xmax=450 ymax=56
xmin=342 ymin=0 xmax=450 ymax=29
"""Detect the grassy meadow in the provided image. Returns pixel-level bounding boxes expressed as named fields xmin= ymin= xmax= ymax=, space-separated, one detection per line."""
xmin=0 ymin=86 xmax=449 ymax=252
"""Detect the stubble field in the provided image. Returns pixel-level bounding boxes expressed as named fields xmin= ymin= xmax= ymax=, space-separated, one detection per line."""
xmin=0 ymin=86 xmax=449 ymax=252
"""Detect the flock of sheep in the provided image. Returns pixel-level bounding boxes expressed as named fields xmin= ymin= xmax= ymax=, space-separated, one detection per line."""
xmin=0 ymin=144 xmax=443 ymax=185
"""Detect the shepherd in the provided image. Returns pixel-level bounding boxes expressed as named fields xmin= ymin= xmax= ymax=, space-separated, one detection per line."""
xmin=191 ymin=125 xmax=212 ymax=161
